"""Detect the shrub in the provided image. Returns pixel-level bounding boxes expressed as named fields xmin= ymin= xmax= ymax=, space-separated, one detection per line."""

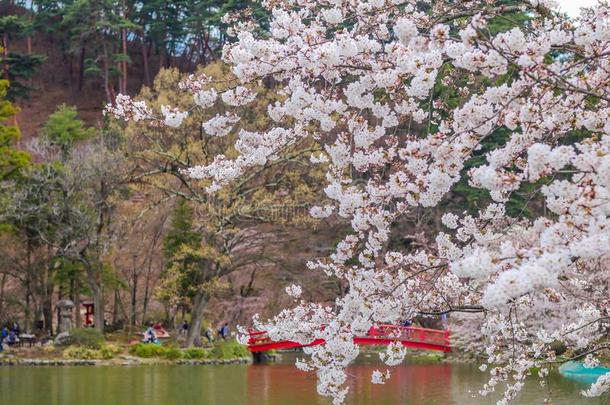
xmin=210 ymin=340 xmax=249 ymax=360
xmin=129 ymin=343 xmax=167 ymax=358
xmin=63 ymin=346 xmax=97 ymax=359
xmin=183 ymin=347 xmax=208 ymax=359
xmin=63 ymin=344 xmax=120 ymax=360
xmin=42 ymin=344 xmax=56 ymax=354
xmin=70 ymin=328 xmax=105 ymax=349
xmin=99 ymin=344 xmax=122 ymax=359
xmin=129 ymin=343 xmax=183 ymax=360
xmin=128 ymin=342 xmax=249 ymax=361
xmin=161 ymin=347 xmax=182 ymax=360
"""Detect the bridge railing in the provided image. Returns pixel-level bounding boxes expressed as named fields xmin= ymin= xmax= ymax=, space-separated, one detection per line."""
xmin=367 ymin=325 xmax=450 ymax=346
xmin=247 ymin=324 xmax=450 ymax=349
xmin=247 ymin=329 xmax=272 ymax=346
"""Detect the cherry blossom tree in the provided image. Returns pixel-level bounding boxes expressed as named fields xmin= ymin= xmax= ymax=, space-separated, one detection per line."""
xmin=108 ymin=0 xmax=610 ymax=403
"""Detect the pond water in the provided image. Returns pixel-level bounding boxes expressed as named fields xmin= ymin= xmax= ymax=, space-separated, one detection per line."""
xmin=0 ymin=354 xmax=605 ymax=404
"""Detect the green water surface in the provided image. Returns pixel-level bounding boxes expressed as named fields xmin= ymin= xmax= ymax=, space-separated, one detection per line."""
xmin=0 ymin=355 xmax=606 ymax=404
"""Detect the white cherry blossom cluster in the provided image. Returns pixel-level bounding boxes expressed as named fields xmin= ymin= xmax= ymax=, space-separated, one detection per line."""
xmin=221 ymin=86 xmax=256 ymax=106
xmin=583 ymin=372 xmax=610 ymax=398
xmin=104 ymin=94 xmax=152 ymax=122
xmin=110 ymin=0 xmax=610 ymax=402
xmin=379 ymin=342 xmax=408 ymax=366
xmin=285 ymin=284 xmax=303 ymax=299
xmin=160 ymin=105 xmax=188 ymax=128
xmin=371 ymin=369 xmax=390 ymax=384
xmin=194 ymin=89 xmax=217 ymax=108
xmin=202 ymin=113 xmax=240 ymax=137
xmin=309 ymin=205 xmax=334 ymax=219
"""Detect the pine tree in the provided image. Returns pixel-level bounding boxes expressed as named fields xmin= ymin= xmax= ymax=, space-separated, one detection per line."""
xmin=163 ymin=199 xmax=202 ymax=264
xmin=0 ymin=16 xmax=45 ymax=100
xmin=41 ymin=104 xmax=96 ymax=161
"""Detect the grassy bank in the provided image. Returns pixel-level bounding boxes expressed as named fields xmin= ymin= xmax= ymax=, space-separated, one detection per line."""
xmin=127 ymin=341 xmax=250 ymax=361
xmin=0 ymin=328 xmax=251 ymax=365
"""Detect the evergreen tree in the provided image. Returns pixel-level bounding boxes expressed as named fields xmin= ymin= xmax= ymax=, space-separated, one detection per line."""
xmin=41 ymin=104 xmax=96 ymax=160
xmin=161 ymin=200 xmax=204 ymax=311
xmin=0 ymin=79 xmax=30 ymax=180
xmin=0 ymin=16 xmax=45 ymax=100
xmin=60 ymin=0 xmax=138 ymax=100
xmin=163 ymin=199 xmax=202 ymax=262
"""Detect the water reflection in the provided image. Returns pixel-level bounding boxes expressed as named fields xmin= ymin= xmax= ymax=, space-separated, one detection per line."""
xmin=247 ymin=354 xmax=607 ymax=405
xmin=0 ymin=356 xmax=606 ymax=405
xmin=247 ymin=358 xmax=456 ymax=405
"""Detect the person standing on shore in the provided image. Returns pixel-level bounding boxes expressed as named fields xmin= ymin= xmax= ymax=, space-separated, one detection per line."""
xmin=7 ymin=330 xmax=18 ymax=346
xmin=221 ymin=323 xmax=230 ymax=340
xmin=12 ymin=322 xmax=20 ymax=337
xmin=204 ymin=326 xmax=214 ymax=343
xmin=181 ymin=321 xmax=189 ymax=336
xmin=0 ymin=325 xmax=7 ymax=351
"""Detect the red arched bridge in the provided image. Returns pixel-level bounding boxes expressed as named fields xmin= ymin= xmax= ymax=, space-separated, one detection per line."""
xmin=247 ymin=325 xmax=451 ymax=353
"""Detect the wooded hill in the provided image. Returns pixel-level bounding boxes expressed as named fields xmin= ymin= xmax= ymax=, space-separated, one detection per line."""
xmin=2 ymin=0 xmax=264 ymax=138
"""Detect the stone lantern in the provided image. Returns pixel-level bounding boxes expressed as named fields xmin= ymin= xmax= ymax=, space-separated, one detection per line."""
xmin=56 ymin=299 xmax=75 ymax=334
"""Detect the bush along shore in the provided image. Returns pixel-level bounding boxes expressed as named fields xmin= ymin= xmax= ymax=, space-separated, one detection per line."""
xmin=0 ymin=356 xmax=252 ymax=367
xmin=0 ymin=330 xmax=252 ymax=367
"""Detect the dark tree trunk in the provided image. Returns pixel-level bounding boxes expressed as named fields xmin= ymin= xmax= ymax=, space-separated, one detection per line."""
xmin=186 ymin=292 xmax=207 ymax=347
xmin=159 ymin=46 xmax=165 ymax=71
xmin=141 ymin=38 xmax=151 ymax=86
xmin=112 ymin=288 xmax=128 ymax=327
xmin=24 ymin=240 xmax=32 ymax=331
xmin=56 ymin=289 xmax=62 ymax=332
xmin=142 ymin=258 xmax=153 ymax=324
xmin=112 ymin=288 xmax=120 ymax=326
xmin=121 ymin=28 xmax=128 ymax=93
xmin=91 ymin=281 xmax=104 ymax=333
xmin=78 ymin=46 xmax=86 ymax=91
xmin=130 ymin=271 xmax=138 ymax=327
xmin=102 ymin=42 xmax=113 ymax=104
xmin=24 ymin=285 xmax=31 ymax=331
xmin=74 ymin=278 xmax=82 ymax=328
xmin=42 ymin=272 xmax=53 ymax=335
xmin=67 ymin=54 xmax=74 ymax=95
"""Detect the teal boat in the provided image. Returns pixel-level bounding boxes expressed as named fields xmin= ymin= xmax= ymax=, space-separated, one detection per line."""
xmin=559 ymin=361 xmax=610 ymax=385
